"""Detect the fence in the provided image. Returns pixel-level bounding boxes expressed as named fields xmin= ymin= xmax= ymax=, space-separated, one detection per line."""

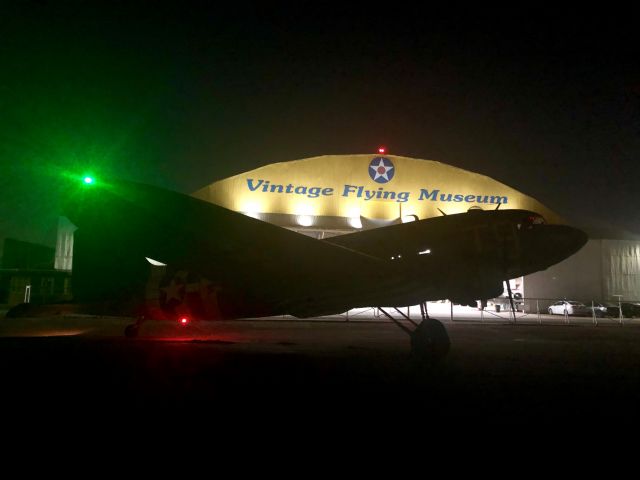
xmin=331 ymin=297 xmax=640 ymax=326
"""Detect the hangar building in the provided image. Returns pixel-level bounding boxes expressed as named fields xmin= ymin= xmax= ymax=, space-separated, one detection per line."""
xmin=192 ymin=154 xmax=640 ymax=310
xmin=192 ymin=154 xmax=563 ymax=234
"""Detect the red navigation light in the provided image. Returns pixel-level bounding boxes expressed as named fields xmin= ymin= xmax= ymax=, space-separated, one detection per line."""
xmin=179 ymin=317 xmax=189 ymax=326
xmin=378 ymin=147 xmax=386 ymax=154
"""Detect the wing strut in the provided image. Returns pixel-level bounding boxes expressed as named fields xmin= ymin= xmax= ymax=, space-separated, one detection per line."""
xmin=419 ymin=301 xmax=429 ymax=321
xmin=377 ymin=307 xmax=413 ymax=335
xmin=505 ymin=280 xmax=517 ymax=323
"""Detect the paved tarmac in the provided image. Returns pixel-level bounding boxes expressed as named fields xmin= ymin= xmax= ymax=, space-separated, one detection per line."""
xmin=2 ymin=314 xmax=640 ymax=431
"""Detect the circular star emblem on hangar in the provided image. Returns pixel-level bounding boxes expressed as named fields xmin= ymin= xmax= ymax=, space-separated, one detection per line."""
xmin=368 ymin=157 xmax=395 ymax=183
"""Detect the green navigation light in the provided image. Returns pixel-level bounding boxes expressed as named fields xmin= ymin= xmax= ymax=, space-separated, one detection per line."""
xmin=83 ymin=176 xmax=94 ymax=184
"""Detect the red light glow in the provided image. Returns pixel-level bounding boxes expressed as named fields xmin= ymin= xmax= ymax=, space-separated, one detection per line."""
xmin=180 ymin=317 xmax=189 ymax=326
xmin=378 ymin=147 xmax=386 ymax=154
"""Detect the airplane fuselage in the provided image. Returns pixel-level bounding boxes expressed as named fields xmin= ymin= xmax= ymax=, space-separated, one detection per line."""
xmin=64 ymin=179 xmax=587 ymax=320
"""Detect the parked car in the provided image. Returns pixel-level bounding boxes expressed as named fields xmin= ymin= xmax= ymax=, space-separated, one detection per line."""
xmin=589 ymin=303 xmax=608 ymax=317
xmin=604 ymin=303 xmax=622 ymax=317
xmin=605 ymin=302 xmax=640 ymax=318
xmin=547 ymin=301 xmax=592 ymax=316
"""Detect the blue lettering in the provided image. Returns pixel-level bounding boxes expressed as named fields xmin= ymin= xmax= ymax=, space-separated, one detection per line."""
xmin=490 ymin=195 xmax=508 ymax=204
xmin=247 ymin=179 xmax=263 ymax=192
xmin=308 ymin=187 xmax=321 ymax=198
xmin=419 ymin=189 xmax=439 ymax=201
xmin=397 ymin=191 xmax=410 ymax=203
xmin=342 ymin=185 xmax=358 ymax=197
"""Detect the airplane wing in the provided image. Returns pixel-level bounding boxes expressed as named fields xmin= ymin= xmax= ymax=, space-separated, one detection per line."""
xmin=324 ymin=210 xmax=588 ymax=303
xmin=324 ymin=214 xmax=471 ymax=259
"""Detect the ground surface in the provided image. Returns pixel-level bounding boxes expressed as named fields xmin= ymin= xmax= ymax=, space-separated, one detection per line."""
xmin=1 ymin=313 xmax=639 ymax=435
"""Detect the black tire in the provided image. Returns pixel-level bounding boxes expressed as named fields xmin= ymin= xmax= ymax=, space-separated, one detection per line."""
xmin=124 ymin=324 xmax=139 ymax=338
xmin=548 ymin=308 xmax=554 ymax=315
xmin=410 ymin=319 xmax=451 ymax=363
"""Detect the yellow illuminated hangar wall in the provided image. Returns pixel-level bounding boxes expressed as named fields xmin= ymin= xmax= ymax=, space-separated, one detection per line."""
xmin=192 ymin=155 xmax=564 ymax=224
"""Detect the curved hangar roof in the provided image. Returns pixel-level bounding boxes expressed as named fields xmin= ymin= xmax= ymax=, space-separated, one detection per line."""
xmin=192 ymin=154 xmax=563 ymax=225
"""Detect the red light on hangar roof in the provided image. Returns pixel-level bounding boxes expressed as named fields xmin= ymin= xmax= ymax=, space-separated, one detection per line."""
xmin=378 ymin=147 xmax=386 ymax=154
xmin=180 ymin=317 xmax=190 ymax=326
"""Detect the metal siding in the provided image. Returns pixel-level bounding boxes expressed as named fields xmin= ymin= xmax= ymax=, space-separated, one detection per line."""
xmin=523 ymin=240 xmax=602 ymax=308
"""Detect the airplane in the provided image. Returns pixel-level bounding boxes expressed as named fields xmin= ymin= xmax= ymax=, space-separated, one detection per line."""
xmin=59 ymin=175 xmax=587 ymax=361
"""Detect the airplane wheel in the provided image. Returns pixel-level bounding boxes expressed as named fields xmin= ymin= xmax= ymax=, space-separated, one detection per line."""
xmin=124 ymin=324 xmax=139 ymax=338
xmin=410 ymin=319 xmax=450 ymax=363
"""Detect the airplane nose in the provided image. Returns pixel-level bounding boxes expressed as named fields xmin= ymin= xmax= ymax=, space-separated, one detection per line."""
xmin=524 ymin=224 xmax=588 ymax=268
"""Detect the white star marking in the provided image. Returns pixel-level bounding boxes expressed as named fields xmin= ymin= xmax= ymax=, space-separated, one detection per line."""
xmin=369 ymin=158 xmax=394 ymax=181
xmin=161 ymin=279 xmax=184 ymax=303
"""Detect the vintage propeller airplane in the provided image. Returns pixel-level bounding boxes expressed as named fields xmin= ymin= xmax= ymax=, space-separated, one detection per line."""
xmin=60 ymin=175 xmax=587 ymax=361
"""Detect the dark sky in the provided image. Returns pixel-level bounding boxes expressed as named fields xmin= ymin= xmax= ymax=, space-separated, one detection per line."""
xmin=1 ymin=1 xmax=639 ymax=249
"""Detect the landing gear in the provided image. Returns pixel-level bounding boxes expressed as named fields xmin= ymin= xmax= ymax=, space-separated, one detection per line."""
xmin=410 ymin=318 xmax=451 ymax=361
xmin=377 ymin=302 xmax=451 ymax=363
xmin=124 ymin=324 xmax=139 ymax=338
xmin=124 ymin=316 xmax=147 ymax=338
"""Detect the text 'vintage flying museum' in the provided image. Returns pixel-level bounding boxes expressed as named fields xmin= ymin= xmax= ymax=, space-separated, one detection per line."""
xmin=192 ymin=154 xmax=564 ymax=233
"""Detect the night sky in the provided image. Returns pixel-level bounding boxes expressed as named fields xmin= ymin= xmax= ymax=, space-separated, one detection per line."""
xmin=1 ymin=2 xmax=639 ymax=250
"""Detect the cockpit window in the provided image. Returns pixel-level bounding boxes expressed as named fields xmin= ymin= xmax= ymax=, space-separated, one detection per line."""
xmin=519 ymin=214 xmax=546 ymax=229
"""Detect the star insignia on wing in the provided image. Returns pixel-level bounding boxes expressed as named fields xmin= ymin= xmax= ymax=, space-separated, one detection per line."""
xmin=161 ymin=278 xmax=185 ymax=303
